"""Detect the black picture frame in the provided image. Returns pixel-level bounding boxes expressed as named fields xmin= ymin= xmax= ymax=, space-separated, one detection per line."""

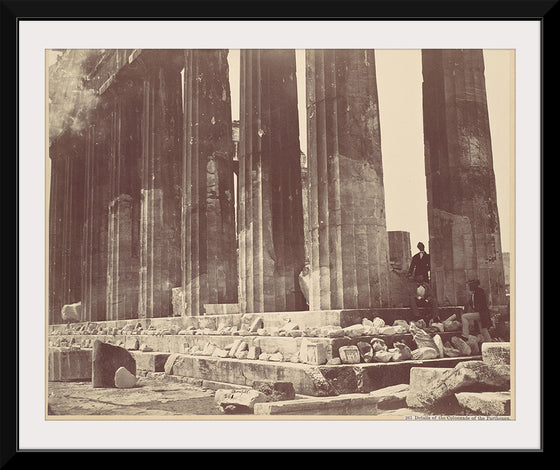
xmin=4 ymin=0 xmax=552 ymax=459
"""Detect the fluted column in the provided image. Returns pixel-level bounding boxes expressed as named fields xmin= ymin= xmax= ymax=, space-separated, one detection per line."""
xmin=48 ymin=134 xmax=85 ymax=324
xmin=422 ymin=49 xmax=506 ymax=306
xmin=82 ymin=115 xmax=111 ymax=322
xmin=138 ymin=52 xmax=183 ymax=318
xmin=306 ymin=49 xmax=391 ymax=310
xmin=238 ymin=49 xmax=307 ymax=313
xmin=182 ymin=50 xmax=238 ymax=316
xmin=105 ymin=81 xmax=142 ymax=321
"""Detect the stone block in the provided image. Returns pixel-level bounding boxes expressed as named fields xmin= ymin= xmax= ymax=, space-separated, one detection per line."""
xmin=304 ymin=343 xmax=328 ymax=365
xmin=370 ymin=384 xmax=409 ymax=410
xmin=338 ymin=345 xmax=361 ymax=364
xmin=455 ymin=391 xmax=511 ymax=416
xmin=407 ymin=367 xmax=452 ymax=408
xmin=481 ymin=342 xmax=510 ymax=366
xmin=171 ymin=287 xmax=185 ymax=317
xmin=252 ymin=381 xmax=296 ymax=401
xmin=114 ymin=366 xmax=137 ymax=388
xmin=214 ymin=389 xmax=268 ymax=414
xmin=48 ymin=347 xmax=92 ymax=381
xmin=247 ymin=345 xmax=261 ymax=360
xmin=92 ymin=340 xmax=136 ymax=388
xmin=164 ymin=353 xmax=180 ymax=375
xmin=61 ymin=302 xmax=82 ymax=323
xmin=131 ymin=351 xmax=170 ymax=372
xmin=410 ymin=360 xmax=510 ymax=410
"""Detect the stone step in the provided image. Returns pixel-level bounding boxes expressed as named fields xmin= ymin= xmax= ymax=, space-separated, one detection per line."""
xmin=47 ymin=341 xmax=480 ymax=396
xmin=48 ymin=306 xmax=473 ymax=335
xmin=165 ymin=353 xmax=480 ymax=396
xmin=49 ymin=329 xmax=472 ymax=364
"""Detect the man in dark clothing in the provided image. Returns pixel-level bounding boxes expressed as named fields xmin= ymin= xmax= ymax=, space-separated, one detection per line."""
xmin=409 ymin=274 xmax=440 ymax=323
xmin=408 ymin=242 xmax=430 ymax=282
xmin=461 ymin=279 xmax=493 ymax=342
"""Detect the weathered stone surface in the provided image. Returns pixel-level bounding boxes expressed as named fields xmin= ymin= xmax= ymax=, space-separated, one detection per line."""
xmin=171 ymin=287 xmax=185 ymax=317
xmin=61 ymin=302 xmax=81 ymax=323
xmin=306 ymin=50 xmax=390 ymax=310
xmin=304 ymin=342 xmax=328 ymax=365
xmin=343 ymin=324 xmax=366 ymax=338
xmin=125 ymin=337 xmax=139 ymax=351
xmin=455 ymin=391 xmax=511 ymax=416
xmin=451 ymin=336 xmax=471 ymax=356
xmin=48 ymin=347 xmax=92 ymax=381
xmin=164 ymin=353 xmax=180 ymax=375
xmin=370 ymin=383 xmax=409 ymax=410
xmin=92 ymin=340 xmax=136 ymax=388
xmin=412 ymin=360 xmax=510 ymax=410
xmin=130 ymin=351 xmax=170 ymax=372
xmin=215 ymin=389 xmax=268 ymax=414
xmin=411 ymin=347 xmax=439 ymax=360
xmin=114 ymin=366 xmax=137 ymax=388
xmin=238 ymin=49 xmax=306 ymax=314
xmin=433 ymin=334 xmax=445 ymax=358
xmin=422 ymin=49 xmax=506 ymax=306
xmin=373 ymin=350 xmax=393 ymax=363
xmin=407 ymin=367 xmax=453 ymax=408
xmin=482 ymin=342 xmax=510 ymax=366
xmin=338 ymin=345 xmax=361 ymax=364
xmin=249 ymin=317 xmax=264 ymax=332
xmin=252 ymin=381 xmax=295 ymax=401
xmin=247 ymin=345 xmax=262 ymax=360
xmin=357 ymin=342 xmax=374 ymax=363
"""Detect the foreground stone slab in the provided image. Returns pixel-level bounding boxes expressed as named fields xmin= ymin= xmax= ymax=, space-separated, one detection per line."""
xmin=481 ymin=342 xmax=510 ymax=366
xmin=407 ymin=367 xmax=452 ymax=408
xmin=369 ymin=384 xmax=409 ymax=410
xmin=254 ymin=393 xmax=379 ymax=416
xmin=214 ymin=389 xmax=268 ymax=414
xmin=92 ymin=340 xmax=136 ymax=388
xmin=48 ymin=347 xmax=92 ymax=381
xmin=455 ymin=391 xmax=511 ymax=416
xmin=411 ymin=360 xmax=510 ymax=410
xmin=165 ymin=352 xmax=475 ymax=397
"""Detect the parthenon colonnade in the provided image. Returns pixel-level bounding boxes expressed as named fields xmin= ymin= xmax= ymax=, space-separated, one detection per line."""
xmin=48 ymin=48 xmax=506 ymax=325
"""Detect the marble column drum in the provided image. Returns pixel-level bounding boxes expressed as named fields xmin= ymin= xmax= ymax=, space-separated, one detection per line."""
xmin=182 ymin=49 xmax=238 ymax=316
xmin=305 ymin=49 xmax=391 ymax=310
xmin=422 ymin=49 xmax=506 ymax=306
xmin=48 ymin=133 xmax=85 ymax=324
xmin=138 ymin=53 xmax=183 ymax=318
xmin=238 ymin=49 xmax=307 ymax=313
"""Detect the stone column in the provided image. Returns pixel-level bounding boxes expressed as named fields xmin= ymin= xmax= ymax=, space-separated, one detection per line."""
xmin=388 ymin=231 xmax=412 ymax=308
xmin=105 ymin=81 xmax=142 ymax=321
xmin=305 ymin=49 xmax=391 ymax=310
xmin=138 ymin=51 xmax=183 ymax=318
xmin=422 ymin=49 xmax=506 ymax=306
xmin=238 ymin=49 xmax=307 ymax=313
xmin=182 ymin=50 xmax=238 ymax=316
xmin=48 ymin=134 xmax=85 ymax=324
xmin=82 ymin=114 xmax=111 ymax=322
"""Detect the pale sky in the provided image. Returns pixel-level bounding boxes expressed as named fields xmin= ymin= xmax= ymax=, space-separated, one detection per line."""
xmin=228 ymin=49 xmax=513 ymax=255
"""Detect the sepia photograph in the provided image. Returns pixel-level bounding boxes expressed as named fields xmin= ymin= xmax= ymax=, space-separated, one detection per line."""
xmin=45 ymin=46 xmax=514 ymax=420
xmin=14 ymin=17 xmax=543 ymax=451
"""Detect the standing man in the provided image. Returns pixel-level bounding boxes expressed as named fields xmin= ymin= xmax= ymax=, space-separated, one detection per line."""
xmin=408 ymin=242 xmax=430 ymax=282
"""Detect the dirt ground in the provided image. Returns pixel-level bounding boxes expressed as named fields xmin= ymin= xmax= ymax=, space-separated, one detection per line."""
xmin=47 ymin=374 xmax=431 ymax=419
xmin=48 ymin=375 xmax=222 ymax=417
